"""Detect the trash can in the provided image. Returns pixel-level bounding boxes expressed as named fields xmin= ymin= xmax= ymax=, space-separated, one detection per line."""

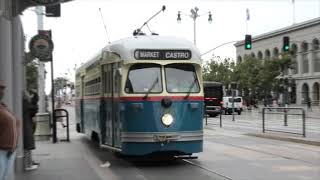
xmin=34 ymin=112 xmax=51 ymax=141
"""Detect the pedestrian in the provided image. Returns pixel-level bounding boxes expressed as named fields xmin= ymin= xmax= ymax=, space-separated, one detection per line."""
xmin=22 ymin=91 xmax=39 ymax=171
xmin=0 ymin=81 xmax=20 ymax=180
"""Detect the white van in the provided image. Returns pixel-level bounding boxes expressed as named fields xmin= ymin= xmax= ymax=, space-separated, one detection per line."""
xmin=222 ymin=96 xmax=243 ymax=115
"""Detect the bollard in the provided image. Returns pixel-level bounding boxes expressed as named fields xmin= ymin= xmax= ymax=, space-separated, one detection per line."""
xmin=219 ymin=110 xmax=222 ymax=127
xmin=302 ymin=109 xmax=306 ymax=137
xmin=262 ymin=108 xmax=265 ymax=133
xmin=34 ymin=112 xmax=51 ymax=141
xmin=284 ymin=105 xmax=288 ymax=126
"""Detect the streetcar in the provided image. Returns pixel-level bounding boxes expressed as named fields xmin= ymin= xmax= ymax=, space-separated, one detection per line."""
xmin=75 ymin=35 xmax=204 ymax=157
xmin=203 ymin=81 xmax=223 ymax=117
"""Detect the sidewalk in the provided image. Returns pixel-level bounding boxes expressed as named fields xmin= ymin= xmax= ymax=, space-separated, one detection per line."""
xmin=15 ymin=105 xmax=106 ymax=180
xmin=15 ymin=137 xmax=103 ymax=180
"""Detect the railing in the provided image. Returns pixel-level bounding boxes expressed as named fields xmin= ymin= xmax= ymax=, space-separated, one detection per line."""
xmin=205 ymin=106 xmax=222 ymax=127
xmin=262 ymin=107 xmax=306 ymax=137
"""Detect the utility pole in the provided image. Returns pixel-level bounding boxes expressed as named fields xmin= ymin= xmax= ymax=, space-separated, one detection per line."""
xmin=36 ymin=6 xmax=46 ymax=113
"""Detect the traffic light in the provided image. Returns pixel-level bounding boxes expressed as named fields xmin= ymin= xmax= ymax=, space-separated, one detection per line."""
xmin=245 ymin=35 xmax=252 ymax=50
xmin=283 ymin=36 xmax=290 ymax=52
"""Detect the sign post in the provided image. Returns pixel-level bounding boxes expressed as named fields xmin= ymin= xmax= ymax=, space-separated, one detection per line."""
xmin=29 ymin=31 xmax=57 ymax=143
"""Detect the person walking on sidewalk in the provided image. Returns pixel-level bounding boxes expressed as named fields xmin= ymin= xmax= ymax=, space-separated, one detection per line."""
xmin=22 ymin=91 xmax=39 ymax=171
xmin=0 ymin=81 xmax=20 ymax=180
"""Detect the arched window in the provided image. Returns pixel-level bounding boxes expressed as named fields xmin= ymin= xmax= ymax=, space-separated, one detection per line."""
xmin=291 ymin=43 xmax=298 ymax=55
xmin=265 ymin=49 xmax=271 ymax=60
xmin=291 ymin=44 xmax=298 ymax=74
xmin=312 ymin=38 xmax=319 ymax=50
xmin=301 ymin=41 xmax=308 ymax=52
xmin=313 ymin=82 xmax=320 ymax=104
xmin=257 ymin=51 xmax=263 ymax=60
xmin=301 ymin=41 xmax=309 ymax=73
xmin=312 ymin=39 xmax=320 ymax=72
xmin=302 ymin=83 xmax=309 ymax=102
xmin=250 ymin=53 xmax=255 ymax=58
xmin=273 ymin=47 xmax=279 ymax=58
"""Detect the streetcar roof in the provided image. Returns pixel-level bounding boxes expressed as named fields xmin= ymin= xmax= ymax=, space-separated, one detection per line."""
xmin=76 ymin=36 xmax=201 ymax=74
xmin=102 ymin=35 xmax=201 ymax=61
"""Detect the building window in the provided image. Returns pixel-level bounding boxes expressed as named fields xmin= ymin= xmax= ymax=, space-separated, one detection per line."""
xmin=312 ymin=38 xmax=319 ymax=50
xmin=301 ymin=41 xmax=309 ymax=74
xmin=312 ymin=39 xmax=320 ymax=72
xmin=291 ymin=44 xmax=298 ymax=74
xmin=257 ymin=51 xmax=263 ymax=60
xmin=273 ymin=47 xmax=279 ymax=58
xmin=301 ymin=83 xmax=309 ymax=102
xmin=250 ymin=53 xmax=255 ymax=58
xmin=301 ymin=41 xmax=308 ymax=52
xmin=313 ymin=82 xmax=320 ymax=104
xmin=265 ymin=49 xmax=271 ymax=60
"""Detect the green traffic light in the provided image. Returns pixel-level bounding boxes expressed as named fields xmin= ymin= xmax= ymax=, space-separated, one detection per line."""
xmin=246 ymin=44 xmax=251 ymax=49
xmin=285 ymin=46 xmax=289 ymax=50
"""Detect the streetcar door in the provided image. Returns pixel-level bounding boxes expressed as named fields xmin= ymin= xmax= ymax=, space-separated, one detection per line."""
xmin=80 ymin=76 xmax=85 ymax=133
xmin=112 ymin=62 xmax=121 ymax=148
xmin=104 ymin=64 xmax=113 ymax=145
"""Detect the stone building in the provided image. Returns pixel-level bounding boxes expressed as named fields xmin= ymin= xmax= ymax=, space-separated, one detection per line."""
xmin=234 ymin=17 xmax=320 ymax=105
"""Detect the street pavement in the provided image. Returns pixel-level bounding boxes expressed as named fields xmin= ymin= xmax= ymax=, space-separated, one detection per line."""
xmin=205 ymin=104 xmax=320 ymax=146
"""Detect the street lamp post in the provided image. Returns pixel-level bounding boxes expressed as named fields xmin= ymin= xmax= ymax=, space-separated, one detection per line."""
xmin=177 ymin=7 xmax=212 ymax=46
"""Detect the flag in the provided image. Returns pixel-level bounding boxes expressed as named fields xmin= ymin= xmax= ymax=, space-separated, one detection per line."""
xmin=246 ymin=8 xmax=250 ymax=21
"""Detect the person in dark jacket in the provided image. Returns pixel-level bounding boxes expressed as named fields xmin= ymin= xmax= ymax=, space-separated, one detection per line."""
xmin=0 ymin=81 xmax=20 ymax=180
xmin=23 ymin=91 xmax=39 ymax=171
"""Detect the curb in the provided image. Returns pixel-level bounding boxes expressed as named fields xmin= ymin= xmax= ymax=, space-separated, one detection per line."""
xmin=245 ymin=133 xmax=320 ymax=146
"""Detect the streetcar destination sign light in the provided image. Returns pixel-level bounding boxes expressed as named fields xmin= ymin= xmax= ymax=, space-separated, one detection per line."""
xmin=134 ymin=49 xmax=192 ymax=60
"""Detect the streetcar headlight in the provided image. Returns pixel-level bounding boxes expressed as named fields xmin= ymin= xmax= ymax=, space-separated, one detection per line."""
xmin=161 ymin=113 xmax=174 ymax=126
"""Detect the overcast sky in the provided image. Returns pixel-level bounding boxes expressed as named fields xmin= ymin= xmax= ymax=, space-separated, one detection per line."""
xmin=21 ymin=0 xmax=320 ymax=94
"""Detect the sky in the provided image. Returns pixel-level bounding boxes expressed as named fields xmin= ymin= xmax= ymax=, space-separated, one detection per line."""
xmin=20 ymin=0 xmax=320 ymax=94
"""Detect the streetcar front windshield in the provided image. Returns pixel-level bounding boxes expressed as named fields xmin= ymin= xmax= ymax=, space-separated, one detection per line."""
xmin=125 ymin=63 xmax=162 ymax=93
xmin=165 ymin=64 xmax=200 ymax=93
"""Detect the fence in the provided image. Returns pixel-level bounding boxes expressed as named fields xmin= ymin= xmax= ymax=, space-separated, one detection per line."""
xmin=262 ymin=107 xmax=306 ymax=137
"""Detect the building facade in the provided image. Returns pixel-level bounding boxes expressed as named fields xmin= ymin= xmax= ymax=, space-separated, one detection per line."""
xmin=234 ymin=17 xmax=320 ymax=105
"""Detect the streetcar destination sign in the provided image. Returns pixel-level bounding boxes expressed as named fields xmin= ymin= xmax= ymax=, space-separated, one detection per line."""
xmin=134 ymin=49 xmax=192 ymax=60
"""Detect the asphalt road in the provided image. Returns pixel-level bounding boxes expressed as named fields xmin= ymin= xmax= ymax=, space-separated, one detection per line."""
xmin=28 ymin=105 xmax=319 ymax=180
xmin=68 ymin=105 xmax=319 ymax=180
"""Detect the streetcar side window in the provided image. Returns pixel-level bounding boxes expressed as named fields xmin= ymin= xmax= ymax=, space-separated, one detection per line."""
xmin=125 ymin=64 xmax=162 ymax=93
xmin=165 ymin=64 xmax=200 ymax=93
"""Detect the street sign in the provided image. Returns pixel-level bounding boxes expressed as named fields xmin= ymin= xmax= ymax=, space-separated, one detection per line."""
xmin=29 ymin=34 xmax=54 ymax=62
